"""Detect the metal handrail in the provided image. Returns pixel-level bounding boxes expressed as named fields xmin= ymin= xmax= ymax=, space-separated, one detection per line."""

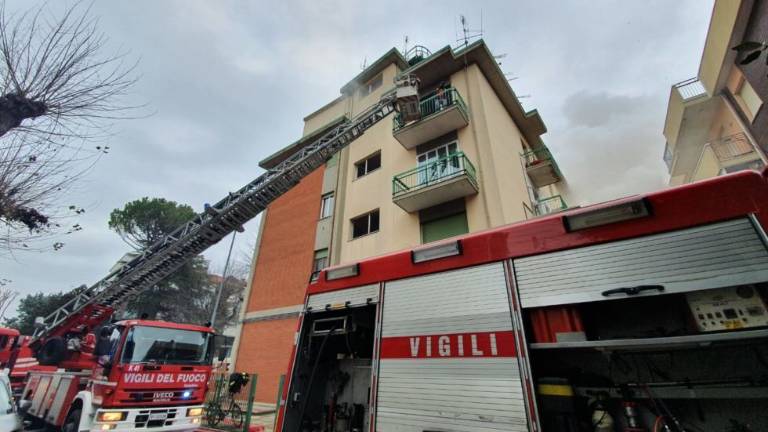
xmin=709 ymin=132 xmax=755 ymax=162
xmin=535 ymin=195 xmax=568 ymax=216
xmin=393 ymin=87 xmax=468 ymax=130
xmin=392 ymin=152 xmax=477 ymax=197
xmin=673 ymin=77 xmax=707 ymax=102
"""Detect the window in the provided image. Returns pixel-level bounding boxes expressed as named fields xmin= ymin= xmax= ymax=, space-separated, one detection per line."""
xmin=311 ymin=249 xmax=329 ymax=281
xmin=419 ymin=199 xmax=468 ymax=243
xmin=351 ymin=210 xmax=380 ymax=239
xmin=359 ymin=73 xmax=383 ymax=97
xmin=736 ymin=78 xmax=763 ymax=122
xmin=355 ymin=152 xmax=381 ymax=178
xmin=417 ymin=142 xmax=460 ymax=185
xmin=320 ymin=193 xmax=334 ymax=219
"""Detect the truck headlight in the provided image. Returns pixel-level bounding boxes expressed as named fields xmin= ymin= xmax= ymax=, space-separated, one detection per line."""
xmin=187 ymin=407 xmax=203 ymax=417
xmin=97 ymin=411 xmax=127 ymax=422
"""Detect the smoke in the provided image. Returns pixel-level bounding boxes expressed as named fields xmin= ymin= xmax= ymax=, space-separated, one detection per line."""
xmin=550 ymin=90 xmax=669 ymax=206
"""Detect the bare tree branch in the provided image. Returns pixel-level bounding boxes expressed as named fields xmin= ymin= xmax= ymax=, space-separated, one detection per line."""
xmin=0 ymin=1 xmax=139 ymax=252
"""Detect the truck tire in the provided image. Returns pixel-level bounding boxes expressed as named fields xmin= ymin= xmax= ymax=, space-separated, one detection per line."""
xmin=62 ymin=408 xmax=81 ymax=432
xmin=38 ymin=336 xmax=66 ymax=365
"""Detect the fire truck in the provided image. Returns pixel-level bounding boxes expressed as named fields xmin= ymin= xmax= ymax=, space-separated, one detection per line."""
xmin=0 ymin=76 xmax=422 ymax=432
xmin=276 ymin=168 xmax=768 ymax=432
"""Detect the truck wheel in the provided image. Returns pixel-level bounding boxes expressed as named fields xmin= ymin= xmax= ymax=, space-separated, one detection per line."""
xmin=62 ymin=408 xmax=81 ymax=432
xmin=38 ymin=336 xmax=66 ymax=365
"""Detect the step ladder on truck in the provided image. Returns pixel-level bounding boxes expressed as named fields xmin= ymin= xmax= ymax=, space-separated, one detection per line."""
xmin=276 ymin=169 xmax=768 ymax=432
xmin=0 ymin=76 xmax=422 ymax=432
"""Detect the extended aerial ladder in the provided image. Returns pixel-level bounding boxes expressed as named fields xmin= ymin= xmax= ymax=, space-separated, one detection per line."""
xmin=29 ymin=75 xmax=422 ymax=353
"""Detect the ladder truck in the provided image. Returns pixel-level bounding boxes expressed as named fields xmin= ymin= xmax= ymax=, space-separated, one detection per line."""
xmin=7 ymin=76 xmax=422 ymax=432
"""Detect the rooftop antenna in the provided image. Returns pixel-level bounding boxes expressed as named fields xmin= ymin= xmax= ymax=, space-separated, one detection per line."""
xmin=360 ymin=56 xmax=368 ymax=70
xmin=494 ymin=53 xmax=507 ymax=66
xmin=403 ymin=35 xmax=409 ymax=55
xmin=456 ymin=13 xmax=483 ymax=49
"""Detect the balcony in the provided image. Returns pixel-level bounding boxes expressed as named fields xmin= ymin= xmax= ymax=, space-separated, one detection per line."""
xmin=522 ymin=146 xmax=562 ymax=188
xmin=393 ymin=87 xmax=470 ymax=150
xmin=392 ymin=152 xmax=479 ymax=213
xmin=673 ymin=77 xmax=707 ymax=103
xmin=536 ymin=195 xmax=568 ymax=216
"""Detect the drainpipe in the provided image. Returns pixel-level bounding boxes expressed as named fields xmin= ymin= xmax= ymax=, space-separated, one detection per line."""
xmin=720 ymin=92 xmax=768 ymax=163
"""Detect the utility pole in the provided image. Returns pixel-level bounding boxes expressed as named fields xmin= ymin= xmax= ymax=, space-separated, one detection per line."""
xmin=210 ymin=231 xmax=236 ymax=328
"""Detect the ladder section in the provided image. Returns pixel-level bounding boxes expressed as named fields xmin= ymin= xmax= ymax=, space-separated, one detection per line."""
xmin=32 ymin=90 xmax=403 ymax=344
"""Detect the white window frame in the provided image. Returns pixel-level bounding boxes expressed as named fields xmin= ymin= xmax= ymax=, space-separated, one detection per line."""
xmin=416 ymin=141 xmax=460 ymax=185
xmin=351 ymin=209 xmax=380 ymax=239
xmin=319 ymin=193 xmax=334 ymax=219
xmin=355 ymin=151 xmax=381 ymax=179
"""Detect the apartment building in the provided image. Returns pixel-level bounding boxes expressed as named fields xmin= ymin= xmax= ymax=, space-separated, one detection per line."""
xmin=232 ymin=41 xmax=568 ymax=402
xmin=663 ymin=0 xmax=768 ymax=185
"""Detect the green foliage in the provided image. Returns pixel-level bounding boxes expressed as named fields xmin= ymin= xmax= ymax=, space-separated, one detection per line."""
xmin=108 ymin=197 xmax=196 ymax=249
xmin=3 ymin=288 xmax=83 ymax=334
xmin=109 ymin=197 xmax=211 ymax=323
xmin=107 ymin=197 xmax=246 ymax=329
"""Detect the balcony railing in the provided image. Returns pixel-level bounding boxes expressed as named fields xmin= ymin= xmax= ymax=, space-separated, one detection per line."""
xmin=673 ymin=77 xmax=707 ymax=102
xmin=393 ymin=87 xmax=468 ymax=131
xmin=522 ymin=146 xmax=563 ymax=187
xmin=535 ymin=195 xmax=567 ymax=215
xmin=709 ymin=133 xmax=755 ymax=163
xmin=393 ymin=152 xmax=477 ymax=198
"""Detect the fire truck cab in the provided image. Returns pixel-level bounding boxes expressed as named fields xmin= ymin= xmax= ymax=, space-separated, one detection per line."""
xmin=278 ymin=169 xmax=768 ymax=432
xmin=20 ymin=320 xmax=214 ymax=432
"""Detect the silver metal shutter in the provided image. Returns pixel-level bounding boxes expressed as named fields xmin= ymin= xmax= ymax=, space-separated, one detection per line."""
xmin=377 ymin=263 xmax=528 ymax=432
xmin=515 ymin=218 xmax=768 ymax=308
xmin=306 ymin=284 xmax=379 ymax=310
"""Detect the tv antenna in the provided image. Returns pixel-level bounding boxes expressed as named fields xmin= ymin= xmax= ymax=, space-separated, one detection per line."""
xmin=456 ymin=12 xmax=483 ymax=49
xmin=360 ymin=56 xmax=368 ymax=70
xmin=403 ymin=35 xmax=409 ymax=55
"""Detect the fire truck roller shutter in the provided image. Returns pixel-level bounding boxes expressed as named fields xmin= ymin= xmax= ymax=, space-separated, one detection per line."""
xmin=306 ymin=284 xmax=379 ymax=311
xmin=377 ymin=263 xmax=528 ymax=432
xmin=514 ymin=217 xmax=768 ymax=308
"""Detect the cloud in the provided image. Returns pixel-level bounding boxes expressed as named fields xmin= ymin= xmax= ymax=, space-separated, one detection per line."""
xmin=1 ymin=0 xmax=713 ymax=317
xmin=562 ymin=91 xmax=652 ymax=128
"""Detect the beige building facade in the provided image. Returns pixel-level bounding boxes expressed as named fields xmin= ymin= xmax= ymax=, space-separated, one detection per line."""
xmin=233 ymin=41 xmax=568 ymax=401
xmin=663 ymin=0 xmax=767 ymax=185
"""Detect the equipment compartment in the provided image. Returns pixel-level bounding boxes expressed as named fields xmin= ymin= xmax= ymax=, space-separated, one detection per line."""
xmin=521 ymin=284 xmax=768 ymax=431
xmin=283 ymin=305 xmax=376 ymax=432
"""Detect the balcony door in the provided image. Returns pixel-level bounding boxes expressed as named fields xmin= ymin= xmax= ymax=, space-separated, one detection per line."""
xmin=417 ymin=141 xmax=459 ymax=186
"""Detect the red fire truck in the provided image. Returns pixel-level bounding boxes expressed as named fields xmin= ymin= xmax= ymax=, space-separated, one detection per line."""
xmin=15 ymin=319 xmax=214 ymax=431
xmin=276 ymin=168 xmax=768 ymax=432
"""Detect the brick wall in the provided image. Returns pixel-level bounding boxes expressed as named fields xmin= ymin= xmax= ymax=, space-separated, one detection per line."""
xmin=247 ymin=167 xmax=324 ymax=312
xmin=235 ymin=318 xmax=299 ymax=403
xmin=235 ymin=166 xmax=324 ymax=402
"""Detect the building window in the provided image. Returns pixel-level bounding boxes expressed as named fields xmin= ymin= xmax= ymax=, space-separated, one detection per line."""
xmin=735 ymin=77 xmax=763 ymax=122
xmin=360 ymin=73 xmax=383 ymax=97
xmin=311 ymin=249 xmax=329 ymax=281
xmin=351 ymin=209 xmax=380 ymax=239
xmin=355 ymin=152 xmax=381 ymax=178
xmin=419 ymin=199 xmax=468 ymax=244
xmin=319 ymin=193 xmax=334 ymax=219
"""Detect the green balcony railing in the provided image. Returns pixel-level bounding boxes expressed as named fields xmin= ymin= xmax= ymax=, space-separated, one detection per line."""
xmin=535 ymin=195 xmax=568 ymax=215
xmin=393 ymin=87 xmax=468 ymax=131
xmin=521 ymin=146 xmax=563 ymax=178
xmin=393 ymin=152 xmax=477 ymax=198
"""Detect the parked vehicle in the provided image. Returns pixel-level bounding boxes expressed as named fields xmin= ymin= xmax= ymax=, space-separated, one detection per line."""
xmin=0 ymin=372 xmax=21 ymax=432
xmin=277 ymin=168 xmax=768 ymax=432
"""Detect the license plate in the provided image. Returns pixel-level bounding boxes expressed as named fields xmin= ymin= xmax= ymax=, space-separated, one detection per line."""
xmin=149 ymin=413 xmax=167 ymax=421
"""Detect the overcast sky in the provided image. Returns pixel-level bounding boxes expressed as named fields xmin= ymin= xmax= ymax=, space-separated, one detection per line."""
xmin=2 ymin=1 xmax=714 ymax=315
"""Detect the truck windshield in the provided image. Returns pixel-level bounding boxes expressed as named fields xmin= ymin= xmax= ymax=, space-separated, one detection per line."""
xmin=120 ymin=326 xmax=212 ymax=365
